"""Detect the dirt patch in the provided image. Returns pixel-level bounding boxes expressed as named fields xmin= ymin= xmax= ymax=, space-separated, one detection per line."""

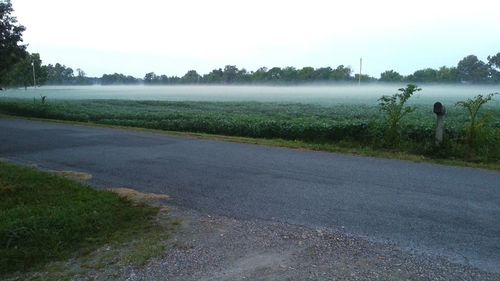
xmin=116 ymin=206 xmax=500 ymax=281
xmin=51 ymin=170 xmax=93 ymax=181
xmin=108 ymin=187 xmax=170 ymax=203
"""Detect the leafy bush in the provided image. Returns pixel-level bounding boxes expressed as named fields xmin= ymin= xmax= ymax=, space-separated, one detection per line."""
xmin=378 ymin=84 xmax=421 ymax=147
xmin=456 ymin=93 xmax=498 ymax=160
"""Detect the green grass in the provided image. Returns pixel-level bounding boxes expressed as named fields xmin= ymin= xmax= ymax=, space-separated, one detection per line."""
xmin=0 ymin=161 xmax=162 ymax=276
xmin=0 ymin=98 xmax=499 ymax=163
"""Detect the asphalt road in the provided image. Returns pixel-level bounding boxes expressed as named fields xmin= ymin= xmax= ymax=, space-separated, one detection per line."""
xmin=1 ymin=118 xmax=499 ymax=273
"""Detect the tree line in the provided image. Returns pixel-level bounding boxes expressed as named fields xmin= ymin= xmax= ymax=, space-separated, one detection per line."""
xmin=3 ymin=53 xmax=499 ymax=88
xmin=1 ymin=0 xmax=499 ymax=88
xmin=139 ymin=54 xmax=500 ymax=85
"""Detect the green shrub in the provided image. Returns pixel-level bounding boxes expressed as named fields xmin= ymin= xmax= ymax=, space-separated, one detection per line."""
xmin=378 ymin=84 xmax=421 ymax=147
xmin=456 ymin=93 xmax=498 ymax=160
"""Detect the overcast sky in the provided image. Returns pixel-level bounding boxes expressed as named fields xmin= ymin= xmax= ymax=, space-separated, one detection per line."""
xmin=11 ymin=0 xmax=500 ymax=78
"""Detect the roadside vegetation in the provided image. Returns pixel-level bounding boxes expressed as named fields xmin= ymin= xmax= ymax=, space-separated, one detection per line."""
xmin=1 ymin=85 xmax=498 ymax=166
xmin=0 ymin=161 xmax=171 ymax=278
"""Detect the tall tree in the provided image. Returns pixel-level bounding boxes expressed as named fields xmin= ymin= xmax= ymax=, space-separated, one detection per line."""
xmin=144 ymin=72 xmax=159 ymax=84
xmin=331 ymin=65 xmax=352 ymax=81
xmin=281 ymin=66 xmax=298 ymax=82
xmin=298 ymin=67 xmax=315 ymax=81
xmin=2 ymin=53 xmax=46 ymax=88
xmin=252 ymin=67 xmax=268 ymax=82
xmin=222 ymin=65 xmax=239 ymax=83
xmin=436 ymin=66 xmax=459 ymax=83
xmin=380 ymin=70 xmax=402 ymax=82
xmin=313 ymin=67 xmax=332 ymax=80
xmin=203 ymin=68 xmax=223 ymax=83
xmin=457 ymin=55 xmax=490 ymax=83
xmin=408 ymin=68 xmax=438 ymax=82
xmin=267 ymin=67 xmax=283 ymax=81
xmin=45 ymin=63 xmax=74 ymax=84
xmin=5 ymin=55 xmax=31 ymax=88
xmin=181 ymin=70 xmax=201 ymax=84
xmin=31 ymin=53 xmax=47 ymax=85
xmin=0 ymin=0 xmax=27 ymax=86
xmin=487 ymin=53 xmax=500 ymax=82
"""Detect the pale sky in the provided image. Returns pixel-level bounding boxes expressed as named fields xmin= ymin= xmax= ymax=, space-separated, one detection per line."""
xmin=10 ymin=0 xmax=500 ymax=78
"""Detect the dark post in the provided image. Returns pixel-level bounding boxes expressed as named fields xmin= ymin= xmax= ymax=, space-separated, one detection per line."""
xmin=433 ymin=102 xmax=446 ymax=145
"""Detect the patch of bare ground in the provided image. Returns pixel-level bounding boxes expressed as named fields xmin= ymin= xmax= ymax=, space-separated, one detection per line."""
xmin=107 ymin=187 xmax=170 ymax=203
xmin=116 ymin=206 xmax=499 ymax=281
xmin=50 ymin=170 xmax=93 ymax=181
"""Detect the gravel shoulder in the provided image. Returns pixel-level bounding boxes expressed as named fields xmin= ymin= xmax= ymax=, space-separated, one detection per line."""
xmin=108 ymin=205 xmax=500 ymax=281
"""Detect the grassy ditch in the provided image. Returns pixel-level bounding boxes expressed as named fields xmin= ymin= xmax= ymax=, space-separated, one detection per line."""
xmin=0 ymin=161 xmax=171 ymax=277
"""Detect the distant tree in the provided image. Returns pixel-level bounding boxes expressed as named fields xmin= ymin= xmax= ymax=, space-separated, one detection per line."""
xmin=487 ymin=53 xmax=500 ymax=82
xmin=380 ymin=70 xmax=402 ymax=82
xmin=222 ymin=65 xmax=239 ymax=83
xmin=436 ymin=66 xmax=459 ymax=83
xmin=181 ymin=70 xmax=201 ymax=84
xmin=267 ymin=67 xmax=283 ymax=81
xmin=32 ymin=53 xmax=47 ymax=85
xmin=101 ymin=73 xmax=139 ymax=85
xmin=76 ymin=68 xmax=85 ymax=78
xmin=236 ymin=68 xmax=251 ymax=83
xmin=457 ymin=55 xmax=490 ymax=83
xmin=354 ymin=73 xmax=376 ymax=82
xmin=281 ymin=66 xmax=298 ymax=82
xmin=44 ymin=63 xmax=75 ymax=84
xmin=158 ymin=74 xmax=169 ymax=84
xmin=252 ymin=67 xmax=268 ymax=82
xmin=331 ymin=65 xmax=352 ymax=81
xmin=74 ymin=68 xmax=92 ymax=85
xmin=167 ymin=75 xmax=181 ymax=84
xmin=0 ymin=0 xmax=27 ymax=86
xmin=202 ymin=68 xmax=223 ymax=83
xmin=313 ymin=67 xmax=332 ymax=81
xmin=407 ymin=68 xmax=438 ymax=82
xmin=144 ymin=72 xmax=159 ymax=84
xmin=298 ymin=67 xmax=315 ymax=82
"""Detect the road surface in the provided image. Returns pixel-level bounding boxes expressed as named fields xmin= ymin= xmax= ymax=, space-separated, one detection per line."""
xmin=1 ymin=118 xmax=499 ymax=273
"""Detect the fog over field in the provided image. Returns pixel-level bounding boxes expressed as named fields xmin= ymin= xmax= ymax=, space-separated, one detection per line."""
xmin=3 ymin=84 xmax=500 ymax=106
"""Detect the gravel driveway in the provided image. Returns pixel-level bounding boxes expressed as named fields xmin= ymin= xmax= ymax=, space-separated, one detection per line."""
xmin=103 ymin=205 xmax=500 ymax=281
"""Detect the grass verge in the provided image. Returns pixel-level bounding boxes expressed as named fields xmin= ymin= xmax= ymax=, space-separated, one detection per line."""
xmin=0 ymin=161 xmax=172 ymax=278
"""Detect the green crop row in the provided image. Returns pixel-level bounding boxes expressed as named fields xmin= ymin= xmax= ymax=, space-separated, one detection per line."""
xmin=0 ymin=99 xmax=498 ymax=162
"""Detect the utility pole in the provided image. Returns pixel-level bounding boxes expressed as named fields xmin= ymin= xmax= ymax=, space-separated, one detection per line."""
xmin=358 ymin=57 xmax=362 ymax=85
xmin=32 ymin=61 xmax=37 ymax=88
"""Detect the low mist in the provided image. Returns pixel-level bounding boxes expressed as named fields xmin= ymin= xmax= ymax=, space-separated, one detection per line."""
xmin=2 ymin=84 xmax=500 ymax=106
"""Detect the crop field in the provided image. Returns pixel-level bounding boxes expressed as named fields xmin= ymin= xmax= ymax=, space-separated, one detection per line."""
xmin=0 ymin=85 xmax=499 ymax=162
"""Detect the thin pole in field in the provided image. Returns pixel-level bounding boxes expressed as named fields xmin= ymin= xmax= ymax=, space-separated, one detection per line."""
xmin=358 ymin=57 xmax=362 ymax=85
xmin=32 ymin=61 xmax=37 ymax=88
